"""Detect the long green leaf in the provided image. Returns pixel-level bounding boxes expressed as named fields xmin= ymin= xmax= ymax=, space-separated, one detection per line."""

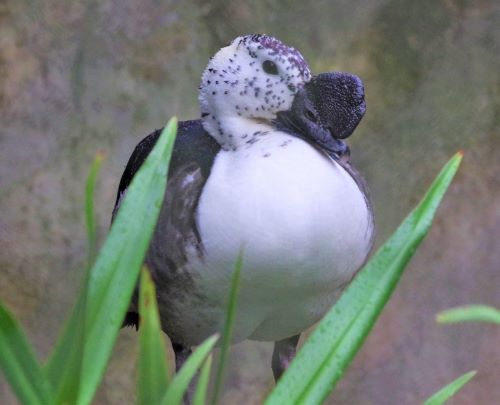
xmin=161 ymin=335 xmax=219 ymax=405
xmin=422 ymin=370 xmax=476 ymax=405
xmin=45 ymin=152 xmax=105 ymax=404
xmin=212 ymin=250 xmax=243 ymax=405
xmin=436 ymin=305 xmax=500 ymax=324
xmin=45 ymin=118 xmax=177 ymax=405
xmin=193 ymin=354 xmax=213 ymax=405
xmin=85 ymin=152 xmax=105 ymax=266
xmin=137 ymin=268 xmax=170 ymax=405
xmin=78 ymin=118 xmax=177 ymax=404
xmin=265 ymin=152 xmax=463 ymax=405
xmin=45 ymin=282 xmax=88 ymax=404
xmin=0 ymin=304 xmax=52 ymax=405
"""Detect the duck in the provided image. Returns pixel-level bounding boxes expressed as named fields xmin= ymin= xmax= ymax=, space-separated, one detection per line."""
xmin=114 ymin=34 xmax=374 ymax=381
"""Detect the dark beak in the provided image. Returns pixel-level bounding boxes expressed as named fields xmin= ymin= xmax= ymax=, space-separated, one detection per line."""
xmin=274 ymin=71 xmax=365 ymax=160
xmin=305 ymin=72 xmax=366 ymax=140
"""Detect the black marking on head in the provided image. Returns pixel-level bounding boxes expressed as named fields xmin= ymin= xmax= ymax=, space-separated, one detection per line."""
xmin=305 ymin=72 xmax=366 ymax=139
xmin=273 ymin=71 xmax=366 ymax=162
xmin=239 ymin=34 xmax=310 ymax=80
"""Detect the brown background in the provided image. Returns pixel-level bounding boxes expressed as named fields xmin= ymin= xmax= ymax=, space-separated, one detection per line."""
xmin=1 ymin=0 xmax=499 ymax=404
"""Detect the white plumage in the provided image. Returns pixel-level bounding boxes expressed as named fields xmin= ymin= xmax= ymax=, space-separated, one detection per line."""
xmin=178 ymin=127 xmax=372 ymax=344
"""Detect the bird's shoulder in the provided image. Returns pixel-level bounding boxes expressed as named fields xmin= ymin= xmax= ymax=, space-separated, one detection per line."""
xmin=113 ymin=119 xmax=221 ymax=213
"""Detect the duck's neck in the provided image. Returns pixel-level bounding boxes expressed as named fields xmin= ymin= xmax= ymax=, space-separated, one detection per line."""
xmin=202 ymin=114 xmax=275 ymax=152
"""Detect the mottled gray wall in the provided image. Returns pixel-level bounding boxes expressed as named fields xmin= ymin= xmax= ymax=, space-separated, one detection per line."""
xmin=1 ymin=0 xmax=499 ymax=404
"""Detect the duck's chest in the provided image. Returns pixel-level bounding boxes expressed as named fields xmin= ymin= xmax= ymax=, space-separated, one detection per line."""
xmin=195 ymin=133 xmax=372 ymax=293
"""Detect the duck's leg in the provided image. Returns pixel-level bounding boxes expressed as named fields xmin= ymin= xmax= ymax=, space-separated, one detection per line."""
xmin=172 ymin=342 xmax=194 ymax=404
xmin=272 ymin=334 xmax=300 ymax=381
xmin=172 ymin=342 xmax=192 ymax=372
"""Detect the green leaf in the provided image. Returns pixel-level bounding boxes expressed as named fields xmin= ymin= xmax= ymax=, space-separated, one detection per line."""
xmin=193 ymin=354 xmax=213 ymax=405
xmin=422 ymin=370 xmax=476 ymax=405
xmin=212 ymin=250 xmax=243 ymax=405
xmin=436 ymin=305 xmax=500 ymax=324
xmin=265 ymin=152 xmax=463 ymax=405
xmin=85 ymin=152 xmax=105 ymax=267
xmin=78 ymin=118 xmax=177 ymax=404
xmin=0 ymin=303 xmax=52 ymax=405
xmin=44 ymin=152 xmax=105 ymax=404
xmin=45 ymin=281 xmax=88 ymax=405
xmin=46 ymin=118 xmax=177 ymax=405
xmin=161 ymin=334 xmax=219 ymax=405
xmin=137 ymin=268 xmax=170 ymax=405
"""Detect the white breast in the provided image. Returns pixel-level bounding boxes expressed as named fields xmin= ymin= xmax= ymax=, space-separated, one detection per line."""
xmin=190 ymin=131 xmax=372 ymax=343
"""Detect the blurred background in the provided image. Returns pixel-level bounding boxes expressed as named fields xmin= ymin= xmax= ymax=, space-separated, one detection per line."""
xmin=1 ymin=0 xmax=499 ymax=403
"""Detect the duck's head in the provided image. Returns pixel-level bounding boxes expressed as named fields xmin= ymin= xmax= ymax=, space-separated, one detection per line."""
xmin=199 ymin=34 xmax=311 ymax=150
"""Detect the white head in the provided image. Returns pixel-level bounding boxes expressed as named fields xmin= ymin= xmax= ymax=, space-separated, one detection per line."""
xmin=199 ymin=34 xmax=311 ymax=150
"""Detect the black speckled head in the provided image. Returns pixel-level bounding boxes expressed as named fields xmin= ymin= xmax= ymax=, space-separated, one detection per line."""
xmin=200 ymin=34 xmax=312 ymax=148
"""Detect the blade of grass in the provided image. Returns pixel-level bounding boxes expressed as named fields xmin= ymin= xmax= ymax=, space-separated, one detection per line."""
xmin=44 ymin=152 xmax=105 ymax=404
xmin=137 ymin=268 xmax=170 ymax=405
xmin=161 ymin=334 xmax=219 ymax=405
xmin=212 ymin=250 xmax=243 ymax=405
xmin=85 ymin=152 xmax=105 ymax=267
xmin=193 ymin=354 xmax=213 ymax=405
xmin=46 ymin=118 xmax=177 ymax=405
xmin=78 ymin=118 xmax=177 ymax=404
xmin=44 ymin=282 xmax=88 ymax=404
xmin=436 ymin=305 xmax=500 ymax=324
xmin=265 ymin=152 xmax=463 ymax=405
xmin=422 ymin=370 xmax=476 ymax=405
xmin=0 ymin=304 xmax=53 ymax=405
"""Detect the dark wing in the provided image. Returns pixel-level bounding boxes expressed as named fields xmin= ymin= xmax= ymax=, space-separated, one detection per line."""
xmin=112 ymin=120 xmax=220 ymax=218
xmin=113 ymin=129 xmax=161 ymax=212
xmin=114 ymin=120 xmax=221 ymax=329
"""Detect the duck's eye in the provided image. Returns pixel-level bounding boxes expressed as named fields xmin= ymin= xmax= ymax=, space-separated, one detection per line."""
xmin=305 ymin=109 xmax=317 ymax=123
xmin=262 ymin=60 xmax=279 ymax=75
